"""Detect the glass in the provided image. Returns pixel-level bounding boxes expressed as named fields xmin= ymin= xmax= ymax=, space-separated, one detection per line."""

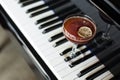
xmin=102 ymin=24 xmax=111 ymax=40
xmin=62 ymin=15 xmax=97 ymax=58
xmin=99 ymin=12 xmax=112 ymax=40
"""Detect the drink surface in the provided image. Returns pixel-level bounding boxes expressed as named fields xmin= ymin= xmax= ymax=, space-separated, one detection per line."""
xmin=63 ymin=16 xmax=96 ymax=44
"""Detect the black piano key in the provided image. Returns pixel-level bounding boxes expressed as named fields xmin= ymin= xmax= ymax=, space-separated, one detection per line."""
xmin=60 ymin=47 xmax=72 ymax=56
xmin=30 ymin=8 xmax=49 ymax=17
xmin=53 ymin=2 xmax=74 ymax=14
xmin=26 ymin=0 xmax=57 ymax=13
xmin=36 ymin=14 xmax=57 ymax=24
xmin=40 ymin=18 xmax=61 ymax=28
xmin=109 ymin=61 xmax=120 ymax=77
xmin=60 ymin=45 xmax=82 ymax=56
xmin=64 ymin=32 xmax=103 ymax=61
xmin=36 ymin=7 xmax=80 ymax=24
xmin=36 ymin=5 xmax=76 ymax=24
xmin=80 ymin=38 xmax=104 ymax=54
xmin=86 ymin=68 xmax=107 ymax=80
xmin=78 ymin=62 xmax=102 ymax=77
xmin=30 ymin=0 xmax=70 ymax=17
xmin=79 ymin=52 xmax=120 ymax=77
xmin=109 ymin=63 xmax=120 ymax=80
xmin=53 ymin=38 xmax=68 ymax=47
xmin=46 ymin=0 xmax=71 ymax=13
xmin=42 ymin=23 xmax=62 ymax=34
xmin=94 ymin=39 xmax=113 ymax=53
xmin=21 ymin=0 xmax=39 ymax=7
xmin=27 ymin=4 xmax=46 ymax=13
xmin=80 ymin=42 xmax=98 ymax=53
xmin=103 ymin=52 xmax=120 ymax=70
xmin=110 ymin=76 xmax=120 ymax=80
xmin=64 ymin=57 xmax=71 ymax=62
xmin=69 ymin=39 xmax=112 ymax=68
xmin=86 ymin=54 xmax=120 ymax=80
xmin=69 ymin=53 xmax=93 ymax=68
xmin=86 ymin=62 xmax=120 ymax=80
xmin=77 ymin=45 xmax=83 ymax=48
xmin=19 ymin=0 xmax=28 ymax=3
xmin=43 ymin=0 xmax=55 ymax=3
xmin=97 ymin=47 xmax=120 ymax=63
xmin=40 ymin=8 xmax=80 ymax=27
xmin=39 ymin=19 xmax=62 ymax=29
xmin=65 ymin=42 xmax=97 ymax=62
xmin=79 ymin=48 xmax=119 ymax=77
xmin=64 ymin=51 xmax=82 ymax=62
xmin=48 ymin=32 xmax=63 ymax=42
xmin=65 ymin=45 xmax=93 ymax=62
xmin=59 ymin=8 xmax=80 ymax=20
xmin=94 ymin=31 xmax=103 ymax=39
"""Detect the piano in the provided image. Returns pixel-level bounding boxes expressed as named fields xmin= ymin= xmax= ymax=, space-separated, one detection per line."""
xmin=0 ymin=0 xmax=120 ymax=80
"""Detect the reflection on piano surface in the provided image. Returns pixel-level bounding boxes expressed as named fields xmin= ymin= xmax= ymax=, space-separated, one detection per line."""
xmin=0 ymin=0 xmax=120 ymax=80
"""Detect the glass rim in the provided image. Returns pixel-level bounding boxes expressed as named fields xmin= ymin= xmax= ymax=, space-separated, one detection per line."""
xmin=62 ymin=15 xmax=97 ymax=43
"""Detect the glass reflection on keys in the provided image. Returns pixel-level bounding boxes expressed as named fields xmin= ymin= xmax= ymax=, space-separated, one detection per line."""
xmin=62 ymin=15 xmax=97 ymax=58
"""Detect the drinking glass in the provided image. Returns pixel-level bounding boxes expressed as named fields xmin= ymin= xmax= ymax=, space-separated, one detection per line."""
xmin=62 ymin=15 xmax=97 ymax=58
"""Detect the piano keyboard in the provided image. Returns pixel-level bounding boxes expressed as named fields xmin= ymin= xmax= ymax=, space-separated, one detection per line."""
xmin=1 ymin=0 xmax=120 ymax=80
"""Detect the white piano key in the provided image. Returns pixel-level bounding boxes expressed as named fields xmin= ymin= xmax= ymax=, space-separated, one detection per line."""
xmin=43 ymin=26 xmax=63 ymax=39
xmin=38 ymin=38 xmax=69 ymax=55
xmin=19 ymin=0 xmax=30 ymax=3
xmin=30 ymin=6 xmax=49 ymax=14
xmin=58 ymin=56 xmax=99 ymax=78
xmin=29 ymin=10 xmax=55 ymax=23
xmin=46 ymin=41 xmax=69 ymax=55
xmin=70 ymin=50 xmax=91 ymax=63
xmin=73 ymin=58 xmax=101 ymax=80
xmin=64 ymin=45 xmax=87 ymax=58
xmin=14 ymin=0 xmax=19 ymax=2
xmin=63 ymin=69 xmax=81 ymax=80
xmin=2 ymin=0 xmax=54 ymax=26
xmin=64 ymin=45 xmax=86 ymax=57
xmin=102 ymin=73 xmax=114 ymax=80
xmin=43 ymin=48 xmax=65 ymax=65
xmin=19 ymin=1 xmax=45 ymax=10
xmin=56 ymin=41 xmax=72 ymax=53
xmin=43 ymin=42 xmax=70 ymax=57
xmin=45 ymin=50 xmax=62 ymax=60
xmin=44 ymin=37 xmax=67 ymax=55
xmin=30 ymin=39 xmax=65 ymax=79
xmin=18 ymin=28 xmax=53 ymax=52
xmin=21 ymin=2 xmax=52 ymax=24
xmin=24 ymin=29 xmax=63 ymax=51
xmin=42 ymin=20 xmax=62 ymax=29
xmin=55 ymin=61 xmax=70 ymax=72
xmin=62 ymin=56 xmax=99 ymax=80
xmin=38 ymin=16 xmax=59 ymax=25
xmin=50 ymin=56 xmax=65 ymax=67
xmin=1 ymin=0 xmax=30 ymax=25
xmin=20 ymin=24 xmax=45 ymax=40
xmin=34 ymin=34 xmax=68 ymax=55
xmin=52 ymin=38 xmax=67 ymax=47
xmin=94 ymin=71 xmax=112 ymax=80
xmin=80 ymin=65 xmax=105 ymax=79
xmin=24 ymin=22 xmax=58 ymax=41
xmin=78 ymin=45 xmax=87 ymax=51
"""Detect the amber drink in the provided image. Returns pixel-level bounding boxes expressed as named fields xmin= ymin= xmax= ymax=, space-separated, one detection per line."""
xmin=63 ymin=16 xmax=96 ymax=44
